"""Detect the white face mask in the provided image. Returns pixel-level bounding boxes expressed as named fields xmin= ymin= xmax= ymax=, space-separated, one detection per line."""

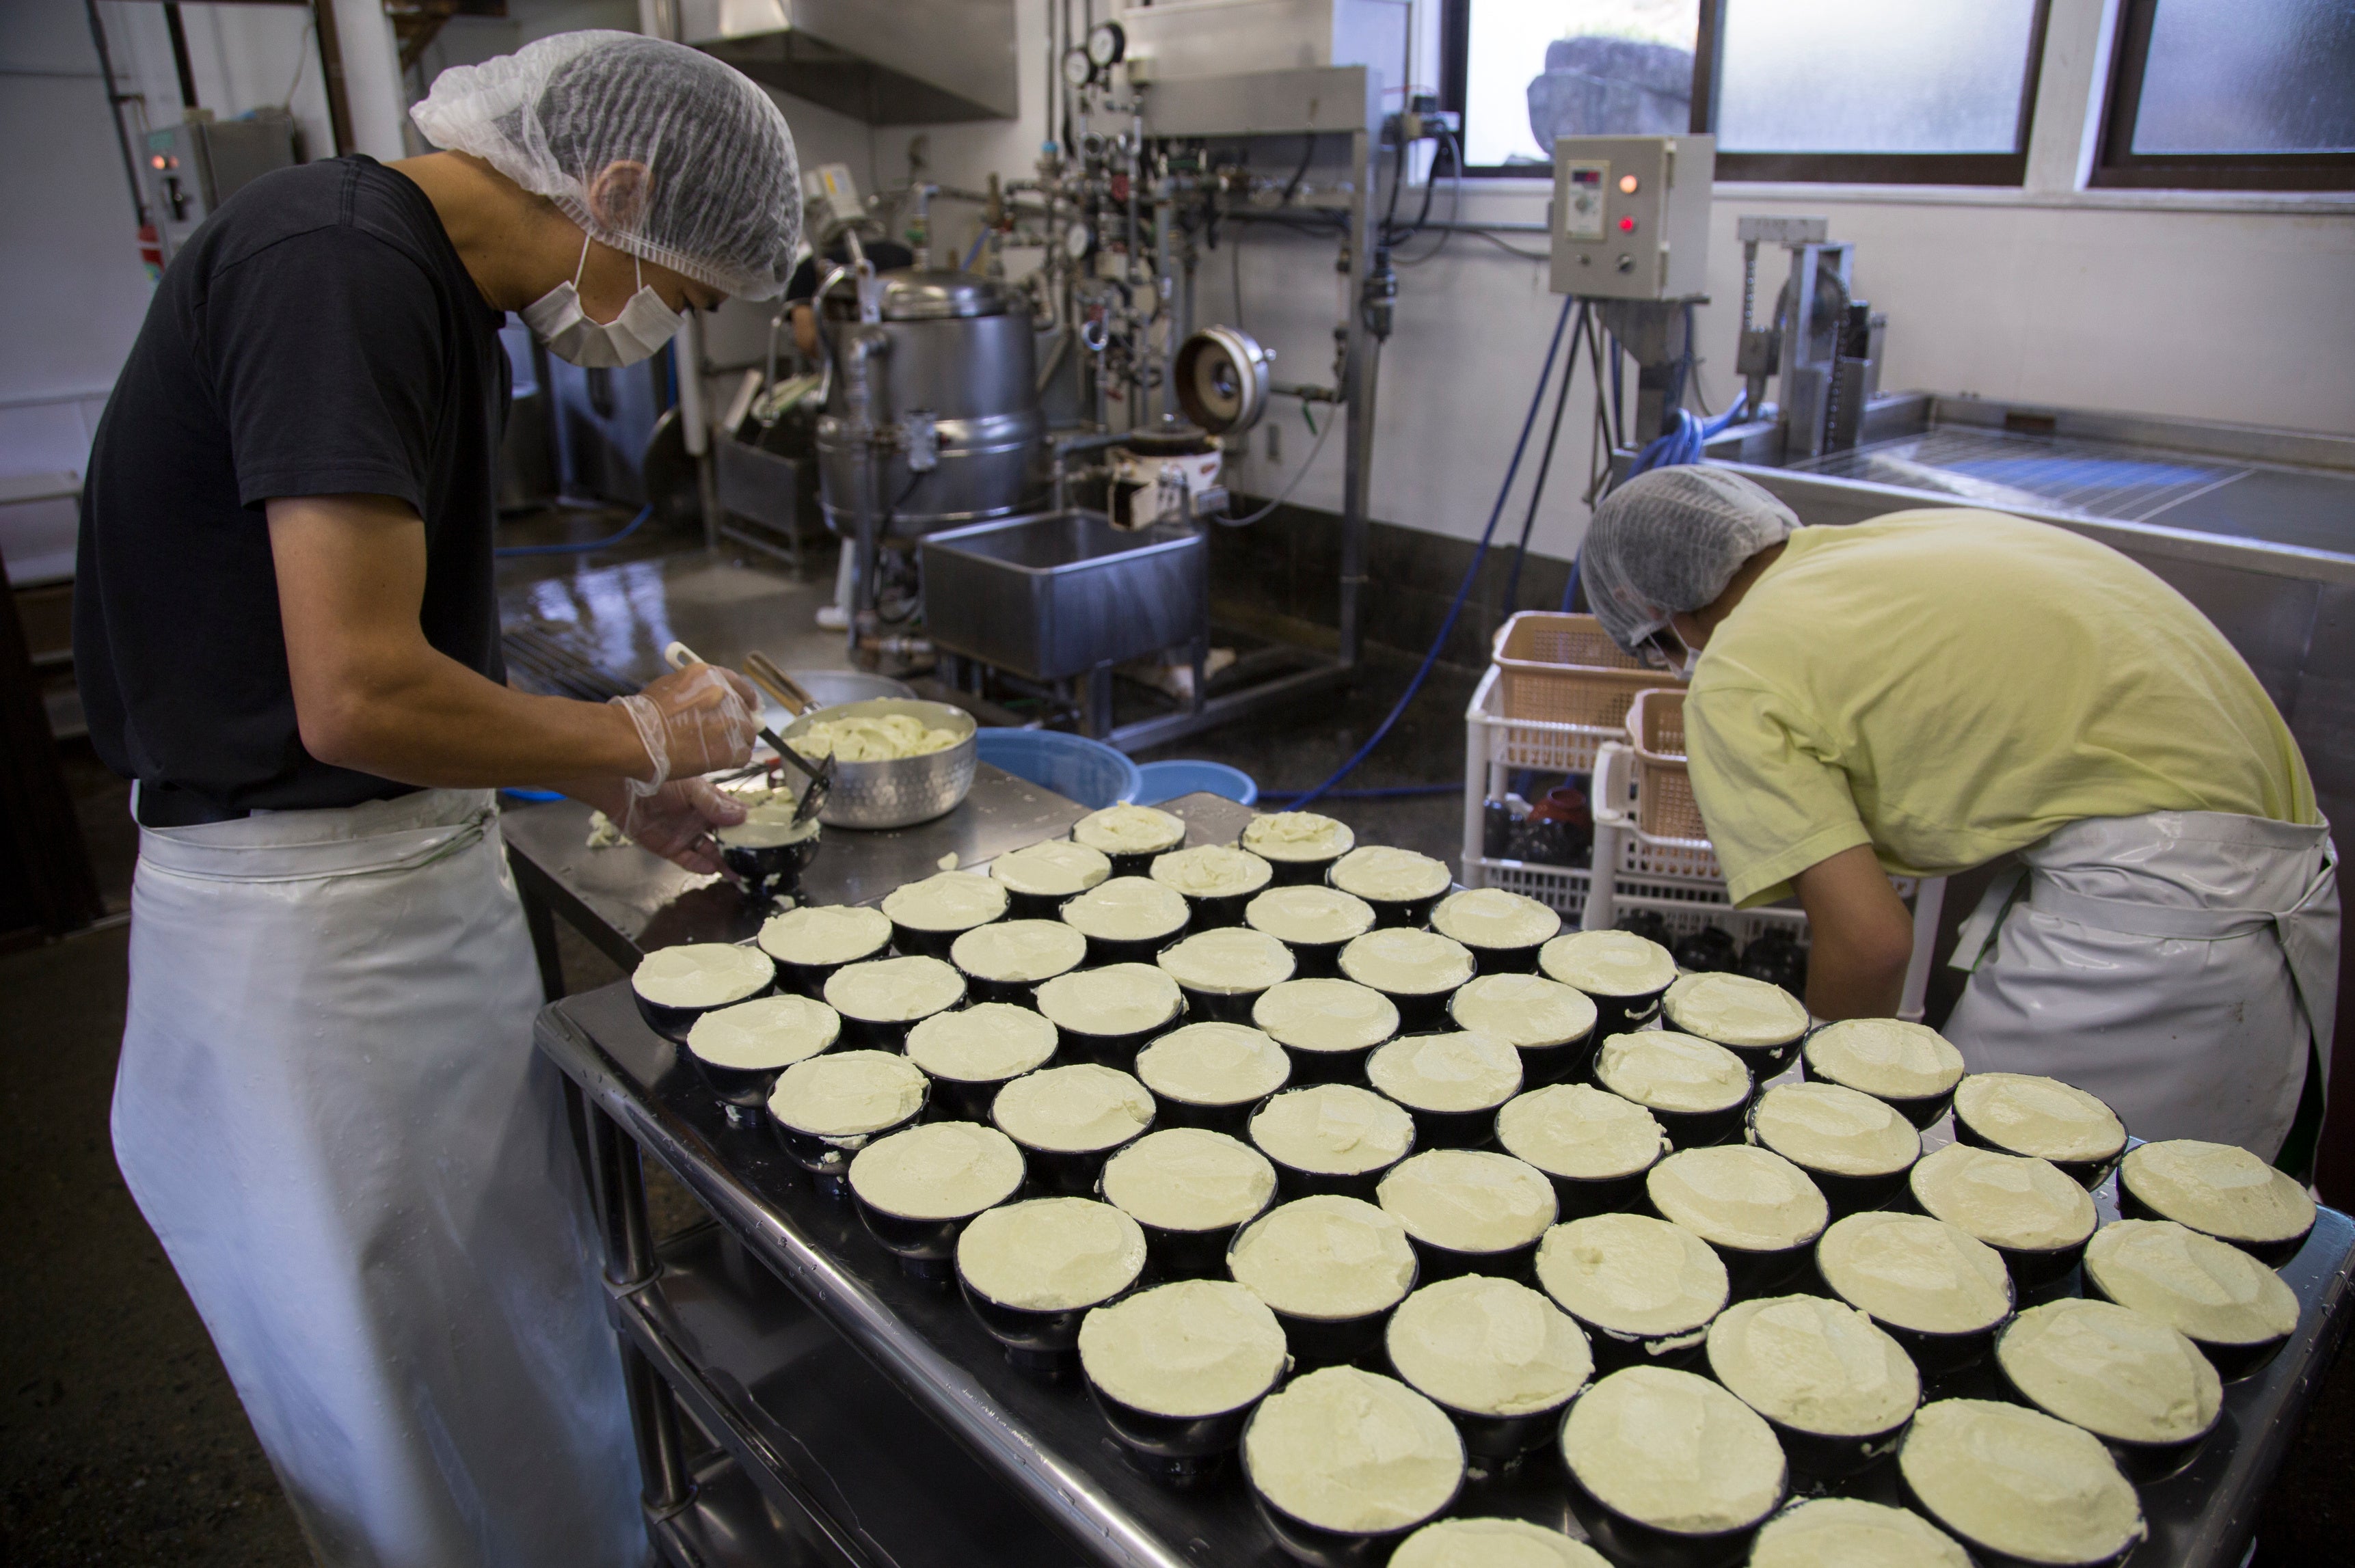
xmin=521 ymin=236 xmax=684 ymax=369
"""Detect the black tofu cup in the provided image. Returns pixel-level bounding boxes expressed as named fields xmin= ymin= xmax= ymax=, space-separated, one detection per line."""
xmin=1798 ymin=1039 xmax=1960 ymax=1132
xmin=1663 ymin=1226 xmax=1825 ymax=1304
xmin=630 ymin=955 xmax=778 ymax=1044
xmin=994 ymin=1100 xmax=1155 ymax=1200
xmin=1951 ymin=1087 xmax=2127 ymax=1191
xmin=888 ymin=910 xmax=1002 ymax=961
xmin=1819 ymin=1247 xmax=2013 ymax=1378
xmin=1084 ymin=1367 xmax=1278 ymax=1487
xmin=1902 ymin=1179 xmax=2092 ymax=1297
xmin=1328 ymin=866 xmax=1451 ymax=928
xmin=1149 ymin=847 xmax=1276 ymax=931
xmin=1403 ymin=1230 xmax=1541 ymax=1286
xmin=920 ymin=1059 xmax=1045 ymax=1126
xmin=1993 ymin=1330 xmax=2220 ymax=1483
xmin=1574 ymin=1315 xmax=1714 ymax=1377
xmin=1135 ymin=1053 xmax=1293 ymax=1139
xmin=760 ymin=919 xmax=891 ymax=1000
xmin=770 ymin=1092 xmax=928 ymax=1205
xmin=1167 ymin=974 xmax=1288 ymax=1027
xmin=1070 ymin=918 xmax=1190 ymax=971
xmin=960 ymin=1271 xmax=1134 ymax=1379
xmin=848 ymin=1135 xmax=1021 ymax=1287
xmin=718 ymin=831 xmax=819 ymax=905
xmin=1608 ymin=1083 xmax=1754 ymax=1154
xmin=1101 ymin=1182 xmax=1277 ymax=1282
xmin=1243 ymin=1453 xmax=1459 ymax=1568
xmin=1743 ymin=1104 xmax=1918 ymax=1219
xmin=1449 ymin=981 xmax=1600 ymax=1092
xmin=1566 ymin=984 xmax=1668 ymax=1042
xmin=1249 ymin=1090 xmax=1416 ymax=1204
xmin=1561 ymin=1442 xmax=1782 ymax=1568
xmin=1520 ymin=1159 xmax=1660 ymax=1224
xmin=2116 ymin=1174 xmax=2315 ymax=1269
xmin=1896 ymin=1460 xmax=2144 ymax=1568
xmin=2080 ymin=1267 xmax=2292 ymax=1381
xmin=1048 ymin=1009 xmax=1185 ymax=1072
xmin=1355 ymin=984 xmax=1458 ymax=1037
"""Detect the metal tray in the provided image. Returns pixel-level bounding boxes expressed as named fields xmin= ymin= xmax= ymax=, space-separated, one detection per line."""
xmin=538 ymin=970 xmax=2355 ymax=1568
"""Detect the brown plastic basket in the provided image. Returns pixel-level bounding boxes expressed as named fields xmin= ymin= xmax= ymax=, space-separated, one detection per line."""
xmin=1490 ymin=612 xmax=1662 ymax=731
xmin=1628 ymin=688 xmax=1708 ymax=843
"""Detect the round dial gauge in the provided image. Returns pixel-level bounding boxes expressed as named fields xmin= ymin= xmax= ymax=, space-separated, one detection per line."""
xmin=1086 ymin=21 xmax=1127 ymax=68
xmin=1061 ymin=47 xmax=1096 ymax=89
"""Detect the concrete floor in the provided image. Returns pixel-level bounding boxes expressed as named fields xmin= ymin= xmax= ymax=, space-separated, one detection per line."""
xmin=8 ymin=525 xmax=2351 ymax=1565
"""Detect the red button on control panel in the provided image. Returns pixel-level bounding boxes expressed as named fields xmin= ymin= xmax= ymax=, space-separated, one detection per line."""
xmin=1618 ymin=216 xmax=1637 ymax=232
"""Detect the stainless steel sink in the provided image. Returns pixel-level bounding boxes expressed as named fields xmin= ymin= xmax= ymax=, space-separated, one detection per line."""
xmin=918 ymin=509 xmax=1206 ymax=681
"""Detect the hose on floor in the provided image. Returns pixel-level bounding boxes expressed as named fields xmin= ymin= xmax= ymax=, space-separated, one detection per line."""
xmin=1279 ymin=294 xmax=1580 ymax=813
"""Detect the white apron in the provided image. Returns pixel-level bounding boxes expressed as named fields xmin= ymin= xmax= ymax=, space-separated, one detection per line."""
xmin=113 ymin=788 xmax=647 ymax=1568
xmin=1945 ymin=810 xmax=2339 ymax=1161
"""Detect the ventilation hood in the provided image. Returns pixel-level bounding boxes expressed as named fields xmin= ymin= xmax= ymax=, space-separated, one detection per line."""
xmin=677 ymin=0 xmax=1019 ymax=123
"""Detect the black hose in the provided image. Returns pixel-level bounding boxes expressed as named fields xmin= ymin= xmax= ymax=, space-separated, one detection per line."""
xmin=1279 ymin=133 xmax=1316 ymax=207
xmin=1502 ymin=303 xmax=1587 ymax=614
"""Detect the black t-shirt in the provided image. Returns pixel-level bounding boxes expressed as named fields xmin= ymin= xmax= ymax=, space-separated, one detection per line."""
xmin=75 ymin=157 xmax=509 ymax=813
xmin=783 ymin=239 xmax=915 ymax=303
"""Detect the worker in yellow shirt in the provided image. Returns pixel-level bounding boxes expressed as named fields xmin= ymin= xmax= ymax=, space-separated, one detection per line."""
xmin=1580 ymin=467 xmax=2337 ymax=1161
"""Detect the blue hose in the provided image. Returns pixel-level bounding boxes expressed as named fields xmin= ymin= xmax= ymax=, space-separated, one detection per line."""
xmin=1285 ymin=295 xmax=1580 ymax=813
xmin=495 ymin=504 xmax=653 ymax=559
xmin=960 ymin=228 xmax=991 ymax=272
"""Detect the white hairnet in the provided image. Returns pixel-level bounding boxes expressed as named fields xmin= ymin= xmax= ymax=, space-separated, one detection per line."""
xmin=412 ymin=31 xmax=801 ymax=300
xmin=1583 ymin=466 xmax=1799 ymax=654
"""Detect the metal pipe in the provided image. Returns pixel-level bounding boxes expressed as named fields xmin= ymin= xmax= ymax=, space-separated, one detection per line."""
xmin=1153 ymin=178 xmax=1175 ymax=422
xmin=81 ymin=0 xmax=147 ymax=228
xmin=1337 ymin=126 xmax=1376 ymax=670
xmin=163 ymin=3 xmax=198 ymax=110
xmin=308 ymin=0 xmax=355 ymax=156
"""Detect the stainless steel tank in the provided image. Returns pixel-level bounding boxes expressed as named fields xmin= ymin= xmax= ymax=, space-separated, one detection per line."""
xmin=816 ymin=271 xmax=1042 ymax=539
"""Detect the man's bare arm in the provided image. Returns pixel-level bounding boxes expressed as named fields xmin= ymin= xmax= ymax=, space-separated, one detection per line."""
xmin=268 ymin=494 xmax=649 ymax=787
xmin=1791 ymin=843 xmax=1913 ymax=1019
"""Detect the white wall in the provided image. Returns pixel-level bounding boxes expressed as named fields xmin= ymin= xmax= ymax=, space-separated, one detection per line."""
xmin=940 ymin=0 xmax=2355 ymax=562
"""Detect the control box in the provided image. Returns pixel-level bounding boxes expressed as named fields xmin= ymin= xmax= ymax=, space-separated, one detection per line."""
xmin=1549 ymin=133 xmax=1714 ymax=301
xmin=144 ymin=113 xmax=297 ymax=262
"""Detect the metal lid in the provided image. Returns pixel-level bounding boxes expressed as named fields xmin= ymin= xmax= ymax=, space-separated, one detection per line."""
xmin=825 ymin=269 xmax=1010 ymax=321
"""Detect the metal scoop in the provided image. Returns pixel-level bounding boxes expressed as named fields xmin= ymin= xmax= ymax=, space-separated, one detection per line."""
xmin=661 ymin=641 xmax=832 ymax=826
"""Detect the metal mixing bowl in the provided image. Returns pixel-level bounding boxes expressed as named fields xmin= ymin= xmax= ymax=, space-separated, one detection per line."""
xmin=780 ymin=698 xmax=978 ymax=830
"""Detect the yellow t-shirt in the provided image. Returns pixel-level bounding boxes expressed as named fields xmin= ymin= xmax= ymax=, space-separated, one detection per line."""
xmin=1684 ymin=510 xmax=2316 ymax=907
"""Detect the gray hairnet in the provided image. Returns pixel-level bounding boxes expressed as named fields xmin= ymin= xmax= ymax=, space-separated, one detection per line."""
xmin=1583 ymin=466 xmax=1799 ymax=653
xmin=412 ymin=31 xmax=801 ymax=300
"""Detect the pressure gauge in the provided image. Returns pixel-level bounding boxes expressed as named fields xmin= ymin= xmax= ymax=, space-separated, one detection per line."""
xmin=1061 ymin=47 xmax=1096 ymax=89
xmin=1086 ymin=21 xmax=1126 ymax=69
xmin=1064 ymin=221 xmax=1092 ymax=260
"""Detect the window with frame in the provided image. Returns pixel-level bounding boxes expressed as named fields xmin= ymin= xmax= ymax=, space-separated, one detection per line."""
xmin=2092 ymin=0 xmax=2355 ymax=191
xmin=1441 ymin=1 xmax=2053 ymax=185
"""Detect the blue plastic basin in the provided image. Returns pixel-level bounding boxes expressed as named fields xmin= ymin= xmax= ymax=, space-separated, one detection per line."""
xmin=1134 ymin=759 xmax=1259 ymax=808
xmin=975 ymin=729 xmax=1142 ymax=810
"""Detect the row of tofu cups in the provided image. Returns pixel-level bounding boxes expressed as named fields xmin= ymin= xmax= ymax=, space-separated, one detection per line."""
xmin=636 ymin=965 xmax=2308 ymax=1535
xmin=636 ymin=951 xmax=2308 ymax=1563
xmin=634 ymin=907 xmax=2315 ymax=1305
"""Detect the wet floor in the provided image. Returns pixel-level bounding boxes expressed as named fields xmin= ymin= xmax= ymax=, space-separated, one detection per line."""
xmin=8 ymin=522 xmax=2351 ymax=1565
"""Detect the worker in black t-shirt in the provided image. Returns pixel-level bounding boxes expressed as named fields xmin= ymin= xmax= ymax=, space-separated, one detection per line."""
xmin=782 ymin=235 xmax=916 ymax=357
xmin=74 ymin=33 xmax=800 ymax=1567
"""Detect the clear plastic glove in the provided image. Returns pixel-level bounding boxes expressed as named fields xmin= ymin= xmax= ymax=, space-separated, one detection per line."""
xmin=612 ymin=777 xmax=748 ymax=876
xmin=610 ymin=662 xmax=762 ymax=793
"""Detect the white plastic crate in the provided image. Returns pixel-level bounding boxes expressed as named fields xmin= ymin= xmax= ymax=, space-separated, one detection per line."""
xmin=1466 ymin=664 xmax=1626 ymax=774
xmin=1464 ymin=854 xmax=1592 ymax=921
xmin=1591 ymin=741 xmax=1723 ymax=882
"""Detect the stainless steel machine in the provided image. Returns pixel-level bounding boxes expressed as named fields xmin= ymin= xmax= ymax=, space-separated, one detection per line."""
xmin=812 ymin=270 xmax=1044 ymax=541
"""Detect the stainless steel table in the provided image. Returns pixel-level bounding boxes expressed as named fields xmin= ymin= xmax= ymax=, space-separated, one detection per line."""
xmin=502 ymin=762 xmax=1095 ymax=995
xmin=514 ymin=789 xmax=2355 ymax=1568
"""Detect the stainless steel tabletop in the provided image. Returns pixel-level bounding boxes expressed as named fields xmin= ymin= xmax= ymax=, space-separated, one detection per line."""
xmin=501 ymin=763 xmax=1099 ymax=970
xmin=537 ymin=991 xmax=2355 ymax=1568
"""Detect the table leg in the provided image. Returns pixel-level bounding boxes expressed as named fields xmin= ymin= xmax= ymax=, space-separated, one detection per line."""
xmin=580 ymin=1094 xmax=692 ymax=1513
